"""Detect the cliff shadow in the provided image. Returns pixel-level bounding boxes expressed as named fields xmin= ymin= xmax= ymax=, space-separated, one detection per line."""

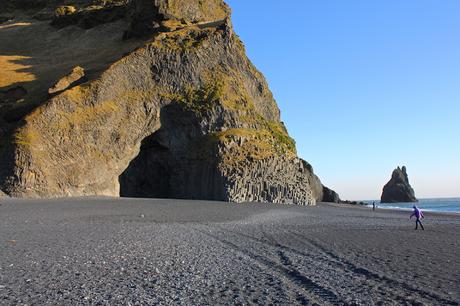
xmin=0 ymin=16 xmax=147 ymax=123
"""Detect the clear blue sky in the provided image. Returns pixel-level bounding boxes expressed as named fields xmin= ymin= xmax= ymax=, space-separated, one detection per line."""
xmin=226 ymin=0 xmax=460 ymax=200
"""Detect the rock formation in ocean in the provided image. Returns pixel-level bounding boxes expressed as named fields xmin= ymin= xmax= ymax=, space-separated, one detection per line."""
xmin=0 ymin=0 xmax=338 ymax=204
xmin=381 ymin=166 xmax=417 ymax=203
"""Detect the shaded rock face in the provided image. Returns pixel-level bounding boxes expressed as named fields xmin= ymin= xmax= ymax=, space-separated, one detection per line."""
xmin=0 ymin=0 xmax=336 ymax=205
xmin=381 ymin=166 xmax=417 ymax=203
xmin=126 ymin=0 xmax=229 ymax=38
xmin=1 ymin=86 xmax=27 ymax=104
xmin=119 ymin=104 xmax=324 ymax=204
xmin=322 ymin=186 xmax=340 ymax=203
xmin=119 ymin=103 xmax=225 ymax=200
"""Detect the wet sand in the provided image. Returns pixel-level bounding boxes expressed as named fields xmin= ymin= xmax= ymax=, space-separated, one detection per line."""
xmin=0 ymin=197 xmax=459 ymax=305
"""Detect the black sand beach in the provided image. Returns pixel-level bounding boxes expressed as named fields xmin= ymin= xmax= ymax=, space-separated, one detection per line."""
xmin=0 ymin=197 xmax=459 ymax=305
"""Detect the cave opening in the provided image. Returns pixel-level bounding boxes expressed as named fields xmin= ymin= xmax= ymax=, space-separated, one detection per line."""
xmin=119 ymin=130 xmax=171 ymax=198
xmin=118 ymin=104 xmax=225 ymax=200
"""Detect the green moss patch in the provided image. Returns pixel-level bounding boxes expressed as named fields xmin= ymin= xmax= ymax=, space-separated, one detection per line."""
xmin=163 ymin=78 xmax=224 ymax=114
xmin=154 ymin=27 xmax=210 ymax=52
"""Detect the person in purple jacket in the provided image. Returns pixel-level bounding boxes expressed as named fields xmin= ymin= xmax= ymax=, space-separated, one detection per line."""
xmin=410 ymin=205 xmax=425 ymax=230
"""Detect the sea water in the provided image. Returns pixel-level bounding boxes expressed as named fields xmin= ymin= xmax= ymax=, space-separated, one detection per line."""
xmin=365 ymin=198 xmax=460 ymax=213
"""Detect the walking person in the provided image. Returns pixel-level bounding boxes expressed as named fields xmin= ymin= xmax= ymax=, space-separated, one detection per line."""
xmin=410 ymin=205 xmax=424 ymax=230
xmin=372 ymin=202 xmax=376 ymax=211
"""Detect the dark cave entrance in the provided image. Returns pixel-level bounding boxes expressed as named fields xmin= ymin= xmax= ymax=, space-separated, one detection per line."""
xmin=118 ymin=104 xmax=225 ymax=200
xmin=119 ymin=130 xmax=171 ymax=198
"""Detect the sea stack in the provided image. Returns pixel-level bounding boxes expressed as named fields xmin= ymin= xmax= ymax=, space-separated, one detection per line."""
xmin=0 ymin=0 xmax=338 ymax=205
xmin=381 ymin=166 xmax=417 ymax=203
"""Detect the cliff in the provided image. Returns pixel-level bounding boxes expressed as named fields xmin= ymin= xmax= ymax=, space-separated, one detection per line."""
xmin=322 ymin=186 xmax=340 ymax=203
xmin=0 ymin=0 xmax=336 ymax=204
xmin=381 ymin=166 xmax=417 ymax=203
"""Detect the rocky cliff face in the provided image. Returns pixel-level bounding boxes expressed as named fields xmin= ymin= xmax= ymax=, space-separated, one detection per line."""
xmin=0 ymin=0 xmax=336 ymax=204
xmin=381 ymin=166 xmax=417 ymax=203
xmin=322 ymin=186 xmax=340 ymax=203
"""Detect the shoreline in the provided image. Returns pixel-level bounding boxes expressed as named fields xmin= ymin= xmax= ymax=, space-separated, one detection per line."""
xmin=324 ymin=201 xmax=460 ymax=216
xmin=2 ymin=194 xmax=460 ymax=217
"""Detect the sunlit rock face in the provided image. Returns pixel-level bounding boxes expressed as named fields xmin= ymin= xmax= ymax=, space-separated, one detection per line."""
xmin=0 ymin=0 xmax=335 ymax=204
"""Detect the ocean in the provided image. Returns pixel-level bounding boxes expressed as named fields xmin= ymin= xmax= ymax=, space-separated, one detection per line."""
xmin=364 ymin=198 xmax=460 ymax=213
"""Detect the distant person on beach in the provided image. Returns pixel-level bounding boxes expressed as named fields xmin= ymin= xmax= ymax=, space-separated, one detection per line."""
xmin=372 ymin=202 xmax=376 ymax=211
xmin=410 ymin=205 xmax=424 ymax=230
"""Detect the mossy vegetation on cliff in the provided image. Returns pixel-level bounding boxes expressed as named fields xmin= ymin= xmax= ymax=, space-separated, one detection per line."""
xmin=215 ymin=122 xmax=296 ymax=165
xmin=160 ymin=66 xmax=296 ymax=161
xmin=212 ymin=70 xmax=296 ymax=157
xmin=12 ymin=105 xmax=45 ymax=147
xmin=14 ymin=128 xmax=40 ymax=146
xmin=153 ymin=27 xmax=211 ymax=52
xmin=261 ymin=118 xmax=296 ymax=154
xmin=55 ymin=99 xmax=119 ymax=130
xmin=162 ymin=77 xmax=224 ymax=114
xmin=52 ymin=85 xmax=158 ymax=131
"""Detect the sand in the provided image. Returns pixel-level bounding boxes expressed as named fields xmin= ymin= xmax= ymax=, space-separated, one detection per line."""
xmin=0 ymin=197 xmax=458 ymax=305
